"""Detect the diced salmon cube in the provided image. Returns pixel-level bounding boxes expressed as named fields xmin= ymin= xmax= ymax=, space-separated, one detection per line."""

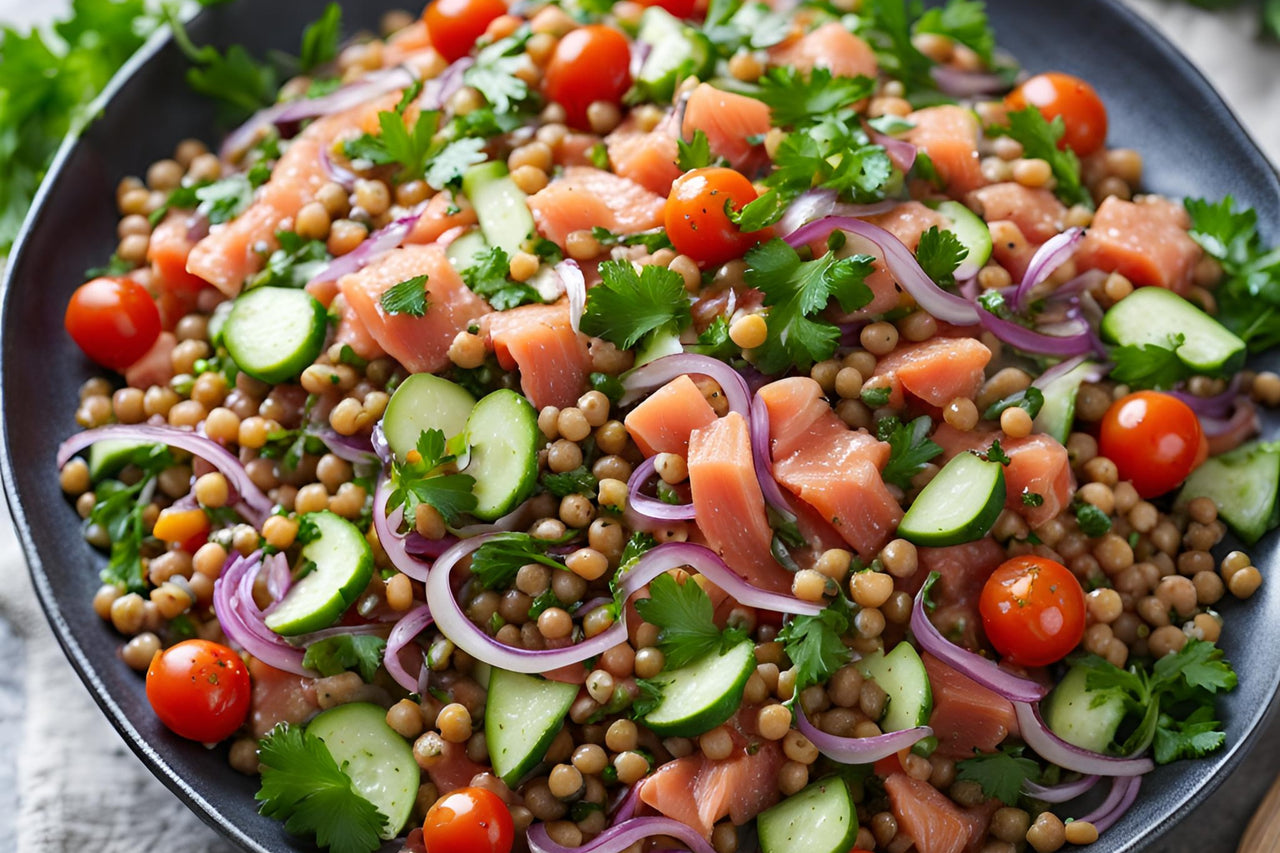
xmin=1074 ymin=196 xmax=1201 ymax=294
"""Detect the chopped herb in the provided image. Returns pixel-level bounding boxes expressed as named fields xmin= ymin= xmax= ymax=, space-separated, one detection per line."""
xmin=747 ymin=66 xmax=876 ymax=129
xmin=955 ymin=745 xmax=1040 ymax=805
xmin=1184 ymin=196 xmax=1280 ymax=351
xmin=985 ymin=439 xmax=1012 ymax=466
xmin=460 ymin=246 xmax=542 ymax=310
xmin=778 ymin=601 xmax=853 ymax=697
xmin=164 ymin=5 xmax=277 ymax=123
xmin=462 ymin=28 xmax=533 ymax=113
xmin=248 ymin=231 xmax=332 ymax=290
xmin=301 ymin=635 xmax=386 ymax=682
xmin=1109 ymin=334 xmax=1196 ymax=390
xmin=579 ymin=260 xmax=691 ymax=350
xmin=380 ymin=275 xmax=430 ymax=317
xmin=858 ymin=0 xmax=936 ymax=94
xmin=1075 ymin=500 xmax=1112 ymax=537
xmin=542 ymin=466 xmax=598 ymax=498
xmin=590 ymin=227 xmax=673 ymax=253
xmin=631 ymin=678 xmax=664 ymax=718
xmin=688 ymin=316 xmax=738 ymax=359
xmin=589 ymin=142 xmax=609 ymax=170
xmin=676 ymin=129 xmax=718 ymax=170
xmin=469 ymin=531 xmax=565 ymax=589
xmin=878 ymin=415 xmax=943 ymax=490
xmin=85 ymin=445 xmax=176 ymax=593
xmin=914 ymin=0 xmax=996 ymax=66
xmin=983 ymin=386 xmax=1045 ymax=421
xmin=385 ymin=429 xmax=477 ymax=525
xmin=85 ymin=254 xmax=134 ymax=279
xmin=194 ymin=174 xmax=255 ymax=225
xmin=916 ymin=226 xmax=968 ymax=288
xmin=589 ymin=371 xmax=626 ymax=403
xmin=860 ymin=386 xmax=892 ymax=408
xmin=977 ymin=288 xmax=1013 ymax=319
xmin=1021 ymin=491 xmax=1044 ymax=508
xmin=634 ymin=573 xmax=749 ymax=669
xmin=995 ymin=107 xmax=1090 ymax=207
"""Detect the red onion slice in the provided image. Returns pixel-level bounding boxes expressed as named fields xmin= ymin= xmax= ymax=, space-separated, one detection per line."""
xmin=384 ymin=604 xmax=434 ymax=692
xmin=1169 ymin=376 xmax=1241 ymax=420
xmin=213 ymin=552 xmax=309 ymax=676
xmin=626 ymin=456 xmax=696 ymax=522
xmin=775 ymin=189 xmax=899 ymax=237
xmin=620 ymin=353 xmax=751 ymax=416
xmin=1201 ymin=397 xmax=1259 ymax=453
xmin=372 ymin=478 xmax=430 ymax=582
xmin=783 ymin=216 xmax=980 ymax=326
xmin=609 ymin=779 xmax=647 ymax=823
xmin=560 ymin=259 xmax=586 ymax=334
xmin=319 ymin=146 xmax=360 ymax=191
xmin=305 ymin=202 xmax=428 ymax=287
xmin=419 ymin=57 xmax=473 ymax=110
xmin=58 ymin=424 xmax=274 ymax=525
xmin=1011 ymin=228 xmax=1085 ymax=313
xmin=911 ymin=581 xmax=1050 ymax=703
xmin=795 ymin=703 xmax=932 ymax=763
xmin=1013 ymin=701 xmax=1155 ymax=776
xmin=527 ymin=817 xmax=715 ymax=853
xmin=314 ymin=427 xmax=379 ymax=466
xmin=1030 ymin=355 xmax=1108 ymax=390
xmin=866 ymin=127 xmax=917 ymax=174
xmin=1022 ymin=773 xmax=1101 ymax=803
xmin=749 ymin=393 xmax=800 ymax=515
xmin=622 ymin=542 xmax=825 ymax=616
xmin=930 ymin=65 xmax=1012 ymax=98
xmin=1086 ymin=775 xmax=1142 ymax=834
xmin=975 ymin=308 xmax=1097 ymax=357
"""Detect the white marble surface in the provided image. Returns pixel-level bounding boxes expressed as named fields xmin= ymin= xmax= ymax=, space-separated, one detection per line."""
xmin=1 ymin=1 xmax=1279 ymax=852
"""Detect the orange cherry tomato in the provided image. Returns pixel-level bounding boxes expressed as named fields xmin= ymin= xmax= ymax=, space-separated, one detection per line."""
xmin=1099 ymin=390 xmax=1204 ymax=498
xmin=543 ymin=25 xmax=632 ymax=130
xmin=979 ymin=556 xmax=1086 ymax=668
xmin=145 ymin=640 xmax=251 ymax=743
xmin=636 ymin=0 xmax=698 ymax=19
xmin=1005 ymin=72 xmax=1108 ymax=157
xmin=665 ymin=167 xmax=769 ymax=267
xmin=64 ymin=276 xmax=162 ymax=371
xmin=422 ymin=786 xmax=514 ymax=853
xmin=424 ymin=0 xmax=509 ymax=63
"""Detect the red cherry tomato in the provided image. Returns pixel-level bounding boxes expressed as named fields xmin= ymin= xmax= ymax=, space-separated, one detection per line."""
xmin=1099 ymin=390 xmax=1204 ymax=498
xmin=665 ymin=167 xmax=769 ymax=267
xmin=145 ymin=639 xmax=251 ymax=743
xmin=636 ymin=0 xmax=698 ymax=19
xmin=424 ymin=0 xmax=509 ymax=63
xmin=543 ymin=25 xmax=631 ymax=130
xmin=422 ymin=786 xmax=514 ymax=853
xmin=64 ymin=276 xmax=162 ymax=371
xmin=980 ymin=556 xmax=1086 ymax=668
xmin=1005 ymin=72 xmax=1108 ymax=157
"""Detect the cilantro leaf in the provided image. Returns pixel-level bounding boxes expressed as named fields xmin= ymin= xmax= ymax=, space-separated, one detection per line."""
xmin=861 ymin=385 xmax=892 ymax=408
xmin=677 ymin=129 xmax=717 ymax=170
xmin=248 ymin=231 xmax=331 ymax=289
xmin=380 ymin=275 xmax=429 ymax=317
xmin=1151 ymin=637 xmax=1237 ymax=695
xmin=726 ymin=189 xmax=790 ymax=232
xmin=916 ymin=226 xmax=967 ymax=288
xmin=1108 ymin=335 xmax=1196 ymax=390
xmin=877 ymin=415 xmax=943 ymax=490
xmin=634 ymin=573 xmax=748 ymax=669
xmin=748 ymin=66 xmax=876 ymax=129
xmin=460 ymin=246 xmax=542 ymax=310
xmin=955 ymin=746 xmax=1040 ymax=805
xmin=1021 ymin=491 xmax=1044 ymax=507
xmin=579 ymin=260 xmax=691 ymax=350
xmin=997 ymin=107 xmax=1090 ymax=207
xmin=386 ymin=429 xmax=477 ymax=525
xmin=983 ymin=386 xmax=1045 ymax=421
xmin=764 ymin=117 xmax=894 ymax=205
xmin=256 ymin=724 xmax=387 ymax=853
xmin=1154 ymin=706 xmax=1226 ymax=764
xmin=1184 ymin=196 xmax=1280 ymax=351
xmin=85 ymin=445 xmax=176 ymax=592
xmin=777 ymin=603 xmax=852 ymax=696
xmin=165 ymin=6 xmax=277 ymax=123
xmin=745 ymin=238 xmax=875 ymax=373
xmin=302 ymin=635 xmax=387 ymax=682
xmin=985 ymin=439 xmax=1012 ymax=466
xmin=859 ymin=0 xmax=936 ymax=93
xmin=463 ymin=29 xmax=533 ymax=113
xmin=688 ymin=316 xmax=738 ymax=359
xmin=914 ymin=0 xmax=996 ymax=66
xmin=299 ymin=2 xmax=342 ymax=73
xmin=424 ymin=137 xmax=488 ymax=190
xmin=542 ymin=466 xmax=598 ymax=498
xmin=195 ymin=174 xmax=254 ymax=225
xmin=1075 ymin=501 xmax=1112 ymax=537
xmin=469 ymin=532 xmax=565 ymax=590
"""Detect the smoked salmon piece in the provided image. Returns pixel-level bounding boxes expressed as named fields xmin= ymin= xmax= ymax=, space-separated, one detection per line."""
xmin=931 ymin=425 xmax=1073 ymax=527
xmin=688 ymin=412 xmax=794 ymax=594
xmin=867 ymin=337 xmax=992 ymax=409
xmin=605 ymin=121 xmax=682 ymax=197
xmin=525 ymin=166 xmax=667 ymax=249
xmin=148 ymin=211 xmax=209 ymax=295
xmin=968 ymin=183 xmax=1067 ymax=243
xmin=338 ymin=243 xmax=490 ymax=374
xmin=767 ymin=22 xmax=878 ymax=80
xmin=485 ymin=302 xmax=591 ymax=410
xmin=757 ymin=377 xmax=903 ymax=560
xmin=624 ymin=374 xmax=719 ymax=457
xmin=865 ymin=201 xmax=953 ymax=251
xmin=248 ymin=658 xmax=319 ymax=739
xmin=906 ymin=106 xmax=987 ymax=197
xmin=639 ymin=739 xmax=784 ymax=838
xmin=885 ymin=772 xmax=995 ymax=853
xmin=681 ymin=83 xmax=771 ymax=175
xmin=923 ymin=653 xmax=1019 ymax=758
xmin=332 ymin=293 xmax=387 ymax=362
xmin=426 ymin=739 xmax=488 ymax=795
xmin=404 ymin=190 xmax=478 ymax=245
xmin=1074 ymin=196 xmax=1201 ymax=294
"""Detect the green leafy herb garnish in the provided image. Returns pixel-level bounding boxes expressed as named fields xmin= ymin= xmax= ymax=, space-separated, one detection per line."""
xmin=386 ymin=429 xmax=476 ymax=525
xmin=916 ymin=226 xmax=968 ymax=289
xmin=777 ymin=602 xmax=853 ymax=697
xmin=469 ymin=532 xmax=565 ymax=590
xmin=460 ymin=246 xmax=543 ymax=310
xmin=995 ymin=107 xmax=1090 ymax=208
xmin=248 ymin=231 xmax=332 ymax=290
xmin=955 ymin=745 xmax=1040 ymax=805
xmin=983 ymin=386 xmax=1045 ymax=421
xmin=634 ymin=573 xmax=749 ymax=669
xmin=877 ymin=415 xmax=943 ymax=490
xmin=86 ymin=445 xmax=176 ymax=593
xmin=1184 ymin=196 xmax=1280 ymax=351
xmin=748 ymin=66 xmax=876 ymax=129
xmin=579 ymin=260 xmax=691 ymax=350
xmin=380 ymin=275 xmax=430 ymax=317
xmin=302 ymin=635 xmax=387 ymax=682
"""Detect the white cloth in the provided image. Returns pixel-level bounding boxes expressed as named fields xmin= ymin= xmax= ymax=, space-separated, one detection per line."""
xmin=1 ymin=1 xmax=1278 ymax=851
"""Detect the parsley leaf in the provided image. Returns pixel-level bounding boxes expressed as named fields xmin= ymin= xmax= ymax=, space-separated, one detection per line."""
xmin=631 ymin=678 xmax=664 ymax=718
xmin=1154 ymin=706 xmax=1226 ymax=764
xmin=859 ymin=0 xmax=936 ymax=94
xmin=1074 ymin=500 xmax=1112 ymax=537
xmin=248 ymin=230 xmax=330 ymax=290
xmin=877 ymin=415 xmax=943 ymax=490
xmin=985 ymin=439 xmax=1012 ymax=466
xmin=914 ymin=0 xmax=996 ymax=66
xmin=298 ymin=2 xmax=342 ymax=73
xmin=86 ymin=445 xmax=176 ymax=593
xmin=764 ymin=117 xmax=895 ymax=206
xmin=165 ymin=6 xmax=277 ymax=123
xmin=1021 ymin=491 xmax=1044 ymax=507
xmin=386 ymin=429 xmax=477 ymax=525
xmin=460 ymin=246 xmax=543 ymax=310
xmin=677 ymin=129 xmax=718 ymax=170
xmin=916 ymin=226 xmax=968 ymax=288
xmin=542 ymin=466 xmax=599 ymax=498
xmin=463 ymin=29 xmax=533 ymax=113
xmin=996 ymin=107 xmax=1090 ymax=207
xmin=777 ymin=603 xmax=852 ymax=697
xmin=1184 ymin=196 xmax=1280 ymax=351
xmin=861 ymin=385 xmax=892 ymax=408
xmin=748 ymin=66 xmax=876 ymax=129
xmin=469 ymin=532 xmax=565 ymax=590
xmin=256 ymin=724 xmax=387 ymax=853
xmin=380 ymin=275 xmax=429 ymax=317
xmin=195 ymin=174 xmax=254 ymax=225
xmin=955 ymin=746 xmax=1040 ymax=805
xmin=1109 ymin=334 xmax=1196 ymax=390
xmin=634 ymin=573 xmax=749 ymax=669
xmin=983 ymin=386 xmax=1045 ymax=421
xmin=579 ymin=260 xmax=691 ymax=350
xmin=302 ymin=635 xmax=386 ymax=682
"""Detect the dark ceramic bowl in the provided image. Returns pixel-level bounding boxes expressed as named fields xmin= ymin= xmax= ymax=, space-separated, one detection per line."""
xmin=3 ymin=1 xmax=1278 ymax=851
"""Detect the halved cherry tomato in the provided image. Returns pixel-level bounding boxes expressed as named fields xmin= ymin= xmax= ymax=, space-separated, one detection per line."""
xmin=422 ymin=786 xmax=514 ymax=853
xmin=145 ymin=639 xmax=251 ymax=743
xmin=1099 ymin=390 xmax=1204 ymax=498
xmin=979 ymin=556 xmax=1086 ymax=668
xmin=543 ymin=25 xmax=631 ymax=130
xmin=636 ymin=0 xmax=698 ymax=19
xmin=64 ymin=276 xmax=162 ymax=371
xmin=424 ymin=0 xmax=508 ymax=63
xmin=665 ymin=167 xmax=769 ymax=267
xmin=1005 ymin=72 xmax=1108 ymax=157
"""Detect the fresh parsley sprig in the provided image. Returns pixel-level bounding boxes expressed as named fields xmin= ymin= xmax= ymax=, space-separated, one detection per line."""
xmin=994 ymin=107 xmax=1090 ymax=208
xmin=633 ymin=572 xmax=749 ymax=669
xmin=916 ymin=226 xmax=968 ymax=289
xmin=955 ymin=745 xmax=1041 ymax=805
xmin=469 ymin=532 xmax=566 ymax=590
xmin=777 ymin=600 xmax=853 ymax=698
xmin=1185 ymin=196 xmax=1280 ymax=350
xmin=877 ymin=415 xmax=943 ymax=490
xmin=386 ymin=429 xmax=477 ymax=526
xmin=86 ymin=445 xmax=177 ymax=593
xmin=1108 ymin=334 xmax=1197 ymax=390
xmin=579 ymin=260 xmax=692 ymax=351
xmin=380 ymin=275 xmax=430 ymax=317
xmin=461 ymin=246 xmax=543 ymax=310
xmin=747 ymin=66 xmax=876 ymax=130
xmin=302 ymin=635 xmax=387 ymax=682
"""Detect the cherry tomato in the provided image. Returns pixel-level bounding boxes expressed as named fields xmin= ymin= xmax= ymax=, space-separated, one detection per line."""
xmin=543 ymin=25 xmax=631 ymax=130
xmin=1098 ymin=390 xmax=1204 ymax=498
xmin=636 ymin=0 xmax=698 ymax=19
xmin=145 ymin=639 xmax=251 ymax=743
xmin=979 ymin=556 xmax=1086 ymax=668
xmin=422 ymin=786 xmax=514 ymax=853
xmin=1005 ymin=72 xmax=1108 ymax=157
xmin=64 ymin=276 xmax=161 ymax=371
xmin=424 ymin=0 xmax=509 ymax=63
xmin=665 ymin=167 xmax=769 ymax=267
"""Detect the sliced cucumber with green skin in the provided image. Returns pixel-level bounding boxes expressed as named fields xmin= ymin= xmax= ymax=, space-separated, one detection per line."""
xmin=464 ymin=389 xmax=542 ymax=520
xmin=641 ymin=640 xmax=755 ymax=737
xmin=935 ymin=200 xmax=992 ymax=280
xmin=223 ymin=287 xmax=328 ymax=384
xmin=1177 ymin=440 xmax=1280 ymax=545
xmin=634 ymin=325 xmax=685 ymax=367
xmin=265 ymin=511 xmax=374 ymax=636
xmin=1032 ymin=360 xmax=1100 ymax=444
xmin=758 ymin=777 xmax=858 ymax=853
xmin=898 ymin=452 xmax=1005 ymax=546
xmin=633 ymin=6 xmax=714 ymax=102
xmin=207 ymin=299 xmax=234 ymax=348
xmin=381 ymin=373 xmax=477 ymax=462
xmin=87 ymin=439 xmax=156 ymax=482
xmin=1043 ymin=665 xmax=1126 ymax=753
xmin=857 ymin=642 xmax=932 ymax=732
xmin=306 ymin=702 xmax=419 ymax=839
xmin=445 ymin=228 xmax=490 ymax=273
xmin=462 ymin=161 xmax=535 ymax=257
xmin=485 ymin=668 xmax=579 ymax=787
xmin=1100 ymin=287 xmax=1246 ymax=375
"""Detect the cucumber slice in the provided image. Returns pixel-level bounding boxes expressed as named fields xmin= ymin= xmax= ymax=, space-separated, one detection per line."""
xmin=306 ymin=702 xmax=419 ymax=839
xmin=485 ymin=668 xmax=579 ymax=787
xmin=87 ymin=439 xmax=156 ymax=482
xmin=381 ymin=373 xmax=477 ymax=462
xmin=758 ymin=777 xmax=858 ymax=853
xmin=462 ymin=162 xmax=535 ymax=257
xmin=265 ymin=511 xmax=374 ymax=636
xmin=935 ymin=200 xmax=992 ymax=280
xmin=223 ymin=287 xmax=328 ymax=384
xmin=464 ymin=389 xmax=542 ymax=521
xmin=1032 ymin=360 xmax=1100 ymax=444
xmin=207 ymin=299 xmax=234 ymax=348
xmin=1177 ymin=440 xmax=1280 ymax=545
xmin=633 ymin=6 xmax=714 ymax=102
xmin=898 ymin=452 xmax=1005 ymax=546
xmin=1043 ymin=665 xmax=1126 ymax=754
xmin=446 ymin=228 xmax=491 ymax=273
xmin=633 ymin=324 xmax=685 ymax=367
xmin=1100 ymin=287 xmax=1246 ymax=375
xmin=857 ymin=642 xmax=933 ymax=732
xmin=641 ymin=640 xmax=755 ymax=737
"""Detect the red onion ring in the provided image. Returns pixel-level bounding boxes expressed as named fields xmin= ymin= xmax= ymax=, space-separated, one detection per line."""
xmin=795 ymin=702 xmax=933 ymax=763
xmin=419 ymin=57 xmax=473 ymax=110
xmin=372 ymin=478 xmax=430 ymax=583
xmin=749 ymin=393 xmax=800 ymax=516
xmin=1013 ymin=701 xmax=1155 ymax=776
xmin=319 ymin=146 xmax=360 ymax=191
xmin=1202 ymin=397 xmax=1259 ymax=454
xmin=1086 ymin=775 xmax=1142 ymax=834
xmin=1011 ymin=228 xmax=1085 ymax=313
xmin=620 ymin=353 xmax=751 ymax=415
xmin=305 ymin=202 xmax=428 ymax=288
xmin=626 ymin=456 xmax=696 ymax=522
xmin=213 ymin=552 xmax=309 ymax=676
xmin=866 ymin=127 xmax=917 ymax=174
xmin=527 ymin=817 xmax=715 ymax=853
xmin=775 ymin=189 xmax=899 ymax=237
xmin=1022 ymin=773 xmax=1101 ymax=803
xmin=1030 ymin=355 xmax=1108 ymax=390
xmin=384 ymin=604 xmax=434 ymax=692
xmin=560 ymin=259 xmax=586 ymax=334
xmin=976 ymin=308 xmax=1097 ymax=357
xmin=1169 ymin=375 xmax=1242 ymax=420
